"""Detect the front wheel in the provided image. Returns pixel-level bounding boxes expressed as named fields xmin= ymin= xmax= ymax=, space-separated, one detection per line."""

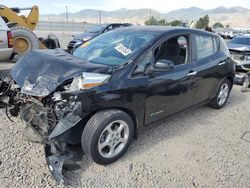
xmin=81 ymin=110 xmax=134 ymax=165
xmin=208 ymin=79 xmax=232 ymax=109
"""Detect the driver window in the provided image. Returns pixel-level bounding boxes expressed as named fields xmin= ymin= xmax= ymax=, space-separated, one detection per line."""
xmin=154 ymin=35 xmax=189 ymax=66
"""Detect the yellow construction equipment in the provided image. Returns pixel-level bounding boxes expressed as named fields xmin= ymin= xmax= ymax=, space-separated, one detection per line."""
xmin=0 ymin=5 xmax=60 ymax=56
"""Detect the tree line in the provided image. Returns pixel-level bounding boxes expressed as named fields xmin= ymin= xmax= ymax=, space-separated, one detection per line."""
xmin=144 ymin=15 xmax=224 ymax=29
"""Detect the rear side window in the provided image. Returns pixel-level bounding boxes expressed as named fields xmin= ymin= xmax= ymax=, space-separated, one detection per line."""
xmin=195 ymin=35 xmax=217 ymax=60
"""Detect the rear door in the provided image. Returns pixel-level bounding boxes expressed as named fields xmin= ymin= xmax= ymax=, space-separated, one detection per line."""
xmin=192 ymin=34 xmax=227 ymax=104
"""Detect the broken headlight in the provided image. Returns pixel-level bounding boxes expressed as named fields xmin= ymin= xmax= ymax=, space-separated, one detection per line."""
xmin=69 ymin=72 xmax=110 ymax=91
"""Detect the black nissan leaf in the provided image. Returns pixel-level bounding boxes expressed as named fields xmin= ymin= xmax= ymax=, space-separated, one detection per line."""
xmin=0 ymin=26 xmax=235 ymax=182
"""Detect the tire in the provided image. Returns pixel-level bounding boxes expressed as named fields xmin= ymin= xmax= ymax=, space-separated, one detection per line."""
xmin=10 ymin=26 xmax=39 ymax=55
xmin=208 ymin=79 xmax=232 ymax=109
xmin=81 ymin=110 xmax=134 ymax=165
xmin=43 ymin=39 xmax=56 ymax=49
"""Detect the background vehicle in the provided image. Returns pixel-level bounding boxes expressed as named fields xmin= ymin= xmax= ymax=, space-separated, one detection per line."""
xmin=0 ymin=16 xmax=12 ymax=61
xmin=0 ymin=4 xmax=60 ymax=56
xmin=227 ymin=35 xmax=250 ymax=85
xmin=0 ymin=27 xmax=235 ymax=182
xmin=67 ymin=23 xmax=132 ymax=53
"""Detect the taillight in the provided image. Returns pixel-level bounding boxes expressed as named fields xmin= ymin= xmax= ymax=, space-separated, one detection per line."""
xmin=7 ymin=31 xmax=13 ymax=48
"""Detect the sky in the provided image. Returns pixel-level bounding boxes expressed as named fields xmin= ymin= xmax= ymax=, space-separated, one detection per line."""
xmin=1 ymin=0 xmax=250 ymax=14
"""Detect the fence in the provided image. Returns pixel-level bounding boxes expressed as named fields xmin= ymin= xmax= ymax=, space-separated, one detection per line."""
xmin=36 ymin=21 xmax=97 ymax=32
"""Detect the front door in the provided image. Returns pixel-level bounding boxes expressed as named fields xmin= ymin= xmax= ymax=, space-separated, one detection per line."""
xmin=145 ymin=34 xmax=197 ymax=124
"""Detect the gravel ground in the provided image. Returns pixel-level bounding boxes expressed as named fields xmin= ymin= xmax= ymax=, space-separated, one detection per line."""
xmin=0 ymin=85 xmax=249 ymax=187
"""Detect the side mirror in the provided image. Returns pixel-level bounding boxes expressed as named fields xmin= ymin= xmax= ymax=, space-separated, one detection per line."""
xmin=153 ymin=59 xmax=174 ymax=71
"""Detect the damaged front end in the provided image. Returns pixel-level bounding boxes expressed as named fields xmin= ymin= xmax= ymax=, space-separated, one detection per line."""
xmin=0 ymin=76 xmax=82 ymax=183
xmin=0 ymin=49 xmax=110 ymax=183
xmin=228 ymin=46 xmax=250 ymax=85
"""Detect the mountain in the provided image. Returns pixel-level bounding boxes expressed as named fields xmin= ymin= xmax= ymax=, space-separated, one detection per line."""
xmin=207 ymin=6 xmax=249 ymax=14
xmin=165 ymin=7 xmax=205 ymax=20
xmin=41 ymin=8 xmax=163 ymax=24
xmin=71 ymin=8 xmax=162 ymax=19
xmin=40 ymin=6 xmax=250 ymax=28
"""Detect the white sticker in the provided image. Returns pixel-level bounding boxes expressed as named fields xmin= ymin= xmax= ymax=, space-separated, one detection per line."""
xmin=49 ymin=165 xmax=54 ymax=171
xmin=115 ymin=43 xmax=132 ymax=56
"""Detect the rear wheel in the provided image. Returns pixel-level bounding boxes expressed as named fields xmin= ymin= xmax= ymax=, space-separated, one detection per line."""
xmin=208 ymin=79 xmax=231 ymax=109
xmin=81 ymin=110 xmax=134 ymax=165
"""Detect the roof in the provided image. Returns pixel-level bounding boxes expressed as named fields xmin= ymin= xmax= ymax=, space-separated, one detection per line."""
xmin=113 ymin=26 xmax=218 ymax=37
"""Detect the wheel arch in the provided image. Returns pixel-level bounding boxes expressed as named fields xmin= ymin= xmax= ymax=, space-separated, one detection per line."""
xmin=211 ymin=75 xmax=234 ymax=99
xmin=226 ymin=75 xmax=234 ymax=89
xmin=80 ymin=107 xmax=139 ymax=139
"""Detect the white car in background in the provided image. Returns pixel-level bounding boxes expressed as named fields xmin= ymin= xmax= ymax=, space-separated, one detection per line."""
xmin=0 ymin=17 xmax=12 ymax=61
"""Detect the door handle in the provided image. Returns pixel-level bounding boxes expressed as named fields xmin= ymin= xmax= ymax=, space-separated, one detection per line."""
xmin=218 ymin=61 xmax=226 ymax=66
xmin=187 ymin=71 xmax=197 ymax=76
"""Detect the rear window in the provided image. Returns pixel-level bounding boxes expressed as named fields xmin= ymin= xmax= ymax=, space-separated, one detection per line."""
xmin=195 ymin=35 xmax=218 ymax=60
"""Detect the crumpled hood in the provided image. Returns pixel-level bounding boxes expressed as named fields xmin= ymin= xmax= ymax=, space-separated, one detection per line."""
xmin=227 ymin=43 xmax=250 ymax=52
xmin=12 ymin=49 xmax=109 ymax=97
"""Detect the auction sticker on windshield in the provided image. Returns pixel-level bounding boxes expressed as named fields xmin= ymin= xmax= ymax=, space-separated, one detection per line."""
xmin=115 ymin=43 xmax=132 ymax=56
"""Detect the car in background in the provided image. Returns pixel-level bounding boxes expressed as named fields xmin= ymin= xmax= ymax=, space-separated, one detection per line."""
xmin=227 ymin=35 xmax=250 ymax=85
xmin=215 ymin=28 xmax=243 ymax=40
xmin=67 ymin=23 xmax=132 ymax=53
xmin=0 ymin=27 xmax=235 ymax=182
xmin=228 ymin=35 xmax=250 ymax=70
xmin=0 ymin=16 xmax=13 ymax=61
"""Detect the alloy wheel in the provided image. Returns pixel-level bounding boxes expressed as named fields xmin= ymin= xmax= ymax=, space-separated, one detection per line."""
xmin=217 ymin=83 xmax=229 ymax=106
xmin=98 ymin=120 xmax=129 ymax=158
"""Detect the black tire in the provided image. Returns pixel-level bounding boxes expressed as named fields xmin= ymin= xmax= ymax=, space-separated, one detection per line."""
xmin=10 ymin=26 xmax=39 ymax=55
xmin=81 ymin=110 xmax=134 ymax=165
xmin=43 ymin=39 xmax=56 ymax=49
xmin=208 ymin=79 xmax=232 ymax=109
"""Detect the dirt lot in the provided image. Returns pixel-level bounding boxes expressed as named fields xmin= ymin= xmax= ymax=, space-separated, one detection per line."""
xmin=0 ymin=85 xmax=249 ymax=188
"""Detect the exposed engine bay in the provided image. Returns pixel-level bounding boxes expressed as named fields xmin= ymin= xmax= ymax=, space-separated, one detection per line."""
xmin=0 ymin=74 xmax=83 ymax=182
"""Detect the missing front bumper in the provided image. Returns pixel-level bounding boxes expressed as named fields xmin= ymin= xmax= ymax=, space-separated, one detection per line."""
xmin=0 ymin=77 xmax=84 ymax=183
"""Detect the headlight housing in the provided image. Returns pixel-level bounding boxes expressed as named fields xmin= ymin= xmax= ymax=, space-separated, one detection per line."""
xmin=69 ymin=72 xmax=110 ymax=91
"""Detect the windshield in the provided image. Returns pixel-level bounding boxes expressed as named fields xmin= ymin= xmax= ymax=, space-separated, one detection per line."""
xmin=73 ymin=31 xmax=158 ymax=66
xmin=229 ymin=37 xmax=250 ymax=46
xmin=86 ymin=25 xmax=106 ymax=33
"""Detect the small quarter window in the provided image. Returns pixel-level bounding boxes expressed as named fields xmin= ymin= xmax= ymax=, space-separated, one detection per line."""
xmin=213 ymin=37 xmax=219 ymax=52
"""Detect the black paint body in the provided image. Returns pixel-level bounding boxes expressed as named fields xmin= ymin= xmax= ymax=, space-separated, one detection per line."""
xmin=63 ymin=27 xmax=235 ymax=132
xmin=12 ymin=27 xmax=235 ymax=134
